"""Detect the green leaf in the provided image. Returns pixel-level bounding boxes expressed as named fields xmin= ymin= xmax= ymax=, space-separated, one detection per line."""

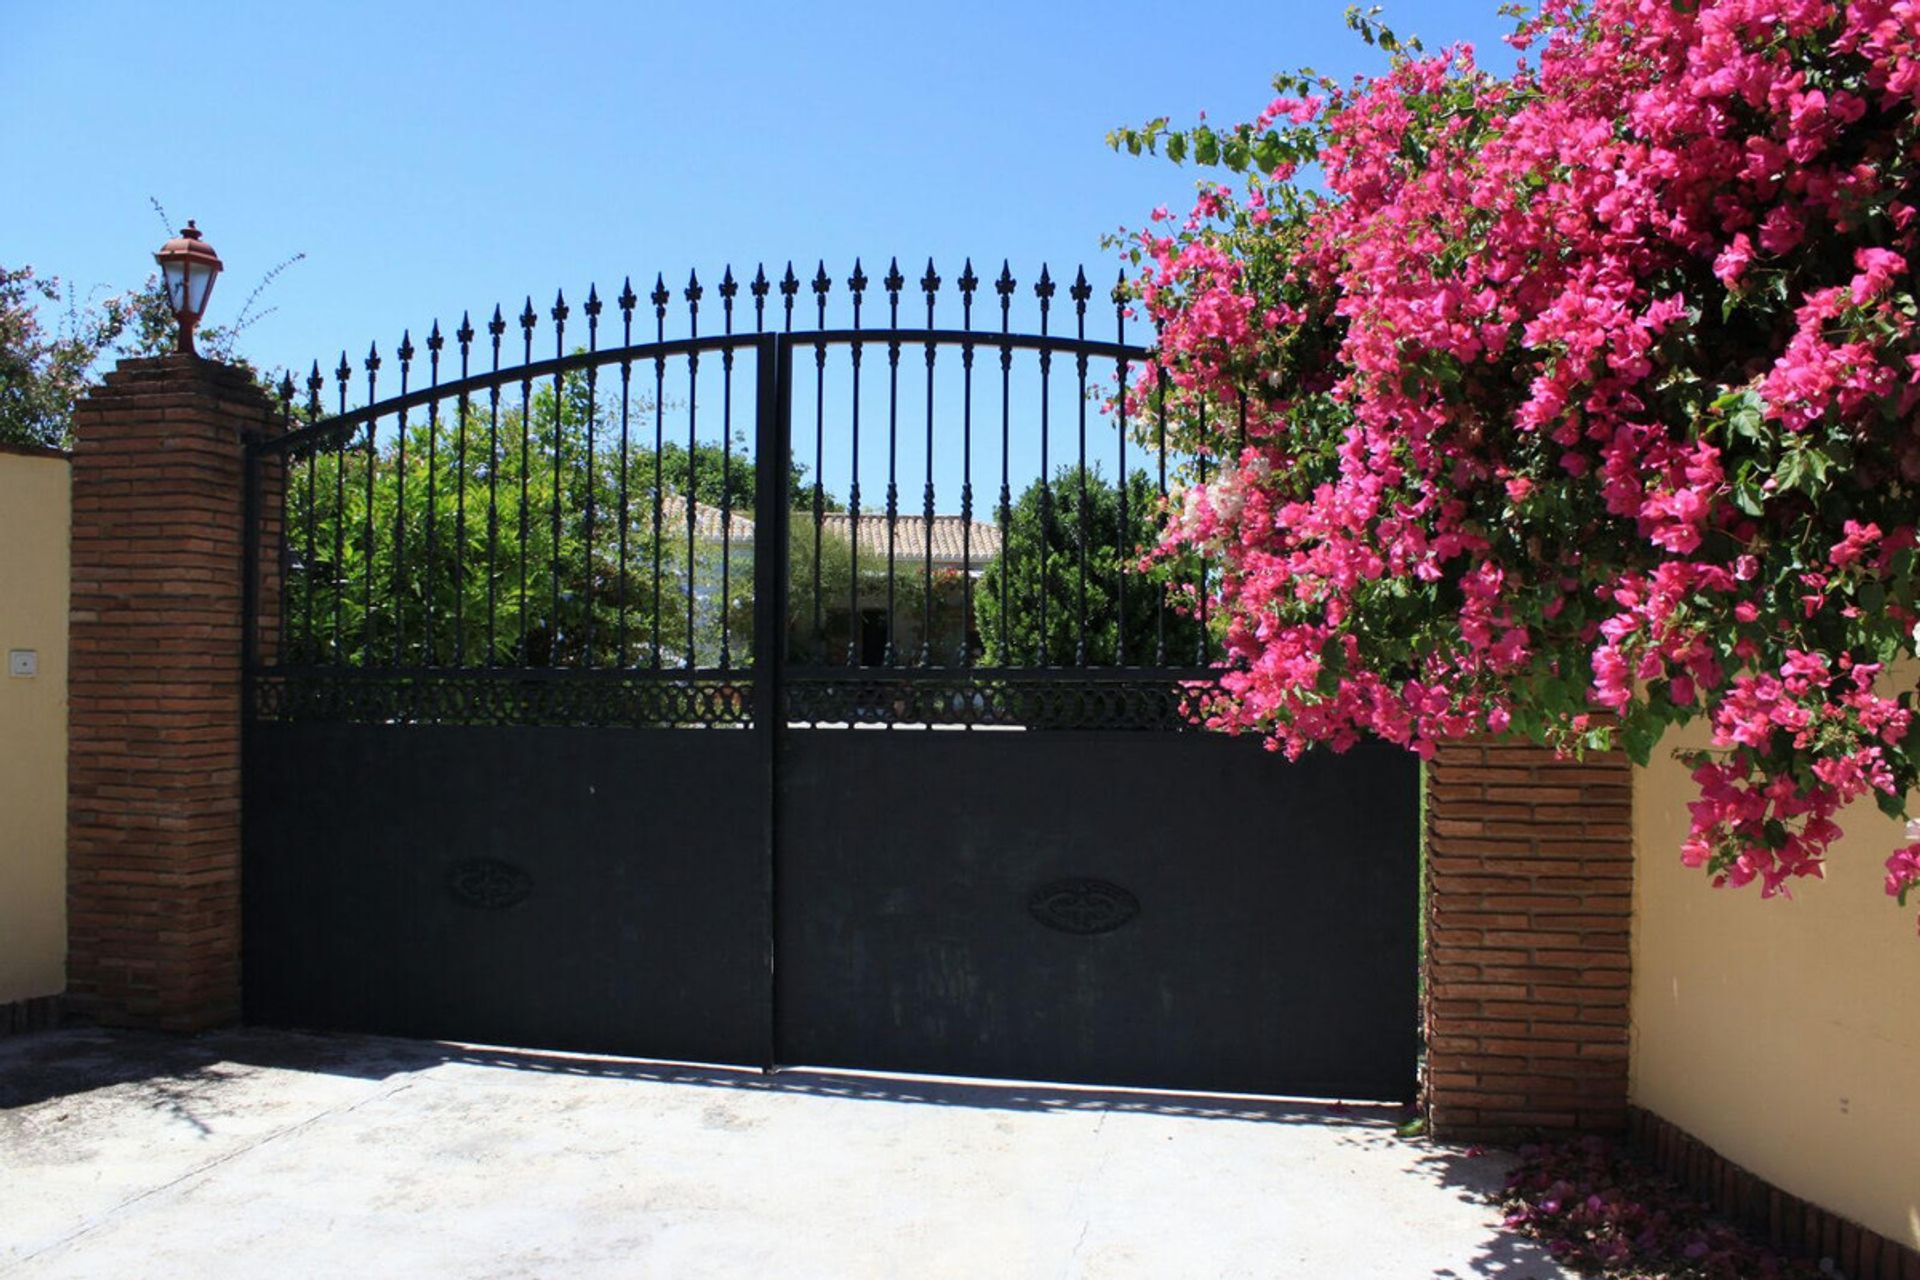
xmin=1622 ymin=717 xmax=1661 ymax=767
xmin=1193 ymin=127 xmax=1220 ymax=166
xmin=1253 ymin=132 xmax=1285 ymax=174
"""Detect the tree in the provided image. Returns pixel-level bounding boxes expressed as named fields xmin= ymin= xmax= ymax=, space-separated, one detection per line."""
xmin=976 ymin=465 xmax=1204 ymax=667
xmin=1114 ymin=3 xmax=1920 ymax=923
xmin=284 ymin=366 xmax=844 ymax=671
xmin=0 ymin=266 xmax=141 ymax=448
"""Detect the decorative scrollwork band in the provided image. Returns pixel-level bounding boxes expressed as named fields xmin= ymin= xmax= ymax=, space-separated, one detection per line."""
xmin=248 ymin=671 xmax=1220 ymax=732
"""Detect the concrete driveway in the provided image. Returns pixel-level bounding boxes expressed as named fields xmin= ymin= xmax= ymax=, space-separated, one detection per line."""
xmin=0 ymin=1028 xmax=1569 ymax=1279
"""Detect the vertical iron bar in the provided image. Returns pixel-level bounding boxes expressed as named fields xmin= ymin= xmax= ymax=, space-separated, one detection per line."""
xmin=883 ymin=258 xmax=902 ymax=668
xmin=424 ymin=326 xmax=443 ymax=665
xmin=303 ymin=362 xmax=322 ymax=664
xmin=995 ymin=263 xmax=1014 ymax=667
xmin=550 ymin=292 xmax=569 ymax=662
xmin=617 ymin=280 xmax=637 ymax=666
xmin=362 ymin=344 xmax=379 ymax=666
xmin=518 ymin=299 xmax=536 ymax=663
xmin=652 ymin=276 xmax=668 ymax=668
xmin=957 ymin=260 xmax=977 ymax=668
xmin=750 ymin=265 xmax=770 ymax=671
xmin=920 ymin=259 xmax=939 ymax=667
xmin=1155 ymin=361 xmax=1169 ymax=666
xmin=455 ymin=320 xmax=475 ymax=665
xmin=272 ymin=376 xmax=293 ymax=670
xmin=333 ymin=352 xmax=349 ymax=661
xmin=1114 ymin=272 xmax=1130 ymax=667
xmin=1072 ymin=268 xmax=1090 ymax=667
xmin=846 ymin=261 xmax=867 ymax=666
xmin=485 ymin=308 xmax=505 ymax=664
xmin=1196 ymin=395 xmax=1209 ymax=665
xmin=1035 ymin=266 xmax=1055 ymax=666
xmin=720 ymin=268 xmax=738 ymax=670
xmin=391 ymin=333 xmax=412 ymax=665
xmin=583 ymin=286 xmax=602 ymax=667
xmin=685 ymin=272 xmax=703 ymax=669
xmin=811 ymin=263 xmax=830 ymax=658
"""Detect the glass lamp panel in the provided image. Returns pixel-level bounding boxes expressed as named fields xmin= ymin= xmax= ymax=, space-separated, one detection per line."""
xmin=162 ymin=260 xmax=190 ymax=312
xmin=185 ymin=261 xmax=218 ymax=315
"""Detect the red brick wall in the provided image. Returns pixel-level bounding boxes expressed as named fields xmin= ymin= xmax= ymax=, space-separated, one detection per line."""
xmin=1424 ymin=737 xmax=1634 ymax=1136
xmin=65 ymin=355 xmax=277 ymax=1030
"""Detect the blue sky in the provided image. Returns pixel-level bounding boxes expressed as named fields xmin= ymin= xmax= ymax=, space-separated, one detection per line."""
xmin=8 ymin=2 xmax=1522 ymax=506
xmin=6 ymin=0 xmax=1520 ymax=379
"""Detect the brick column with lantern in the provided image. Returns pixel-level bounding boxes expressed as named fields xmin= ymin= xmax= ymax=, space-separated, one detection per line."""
xmin=65 ymin=225 xmax=282 ymax=1030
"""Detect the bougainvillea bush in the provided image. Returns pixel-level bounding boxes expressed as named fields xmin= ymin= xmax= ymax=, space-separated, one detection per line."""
xmin=1113 ymin=0 xmax=1920 ymax=924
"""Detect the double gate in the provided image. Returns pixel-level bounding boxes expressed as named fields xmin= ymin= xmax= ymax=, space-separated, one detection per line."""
xmin=242 ymin=259 xmax=1418 ymax=1100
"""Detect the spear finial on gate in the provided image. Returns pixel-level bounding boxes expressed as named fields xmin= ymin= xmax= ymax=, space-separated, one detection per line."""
xmin=749 ymin=264 xmax=770 ymax=331
xmin=719 ymin=265 xmax=739 ymax=332
xmin=777 ymin=262 xmax=799 ymax=331
xmin=479 ymin=309 xmax=498 ymax=365
xmin=617 ymin=278 xmax=637 ymax=345
xmin=809 ymin=258 xmax=831 ymax=300
xmin=921 ymin=258 xmax=940 ymax=327
xmin=958 ymin=259 xmax=979 ymax=329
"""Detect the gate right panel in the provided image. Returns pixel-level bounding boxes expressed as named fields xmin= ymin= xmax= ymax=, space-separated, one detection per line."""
xmin=776 ymin=731 xmax=1419 ymax=1100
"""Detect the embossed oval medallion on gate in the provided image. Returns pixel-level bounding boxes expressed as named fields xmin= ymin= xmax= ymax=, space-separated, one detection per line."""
xmin=446 ymin=858 xmax=533 ymax=910
xmin=1028 ymin=878 xmax=1139 ymax=935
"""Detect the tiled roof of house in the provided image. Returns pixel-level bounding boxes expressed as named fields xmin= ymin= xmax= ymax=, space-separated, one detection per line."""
xmin=658 ymin=494 xmax=756 ymax=544
xmin=662 ymin=498 xmax=1003 ymax=567
xmin=817 ymin=512 xmax=1002 ymax=566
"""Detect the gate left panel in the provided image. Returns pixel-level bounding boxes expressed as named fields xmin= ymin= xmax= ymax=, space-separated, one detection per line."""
xmin=242 ymin=311 xmax=779 ymax=1065
xmin=244 ymin=721 xmax=769 ymax=1065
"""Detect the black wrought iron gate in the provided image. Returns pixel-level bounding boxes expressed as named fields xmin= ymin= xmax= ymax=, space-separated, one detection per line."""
xmin=243 ymin=261 xmax=1418 ymax=1100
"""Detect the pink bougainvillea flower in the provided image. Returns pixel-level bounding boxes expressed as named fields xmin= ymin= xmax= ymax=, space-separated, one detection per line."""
xmin=1118 ymin=0 xmax=1920 ymax=929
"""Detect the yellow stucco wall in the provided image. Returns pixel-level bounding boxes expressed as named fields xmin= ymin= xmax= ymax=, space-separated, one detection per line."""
xmin=0 ymin=448 xmax=69 ymax=1006
xmin=1632 ymin=718 xmax=1920 ymax=1251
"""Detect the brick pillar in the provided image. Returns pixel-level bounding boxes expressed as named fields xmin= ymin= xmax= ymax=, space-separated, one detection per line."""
xmin=66 ymin=354 xmax=279 ymax=1030
xmin=1423 ymin=737 xmax=1634 ymax=1136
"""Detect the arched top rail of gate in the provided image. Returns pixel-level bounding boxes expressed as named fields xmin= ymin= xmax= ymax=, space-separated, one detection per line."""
xmin=253 ymin=259 xmax=1159 ymax=457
